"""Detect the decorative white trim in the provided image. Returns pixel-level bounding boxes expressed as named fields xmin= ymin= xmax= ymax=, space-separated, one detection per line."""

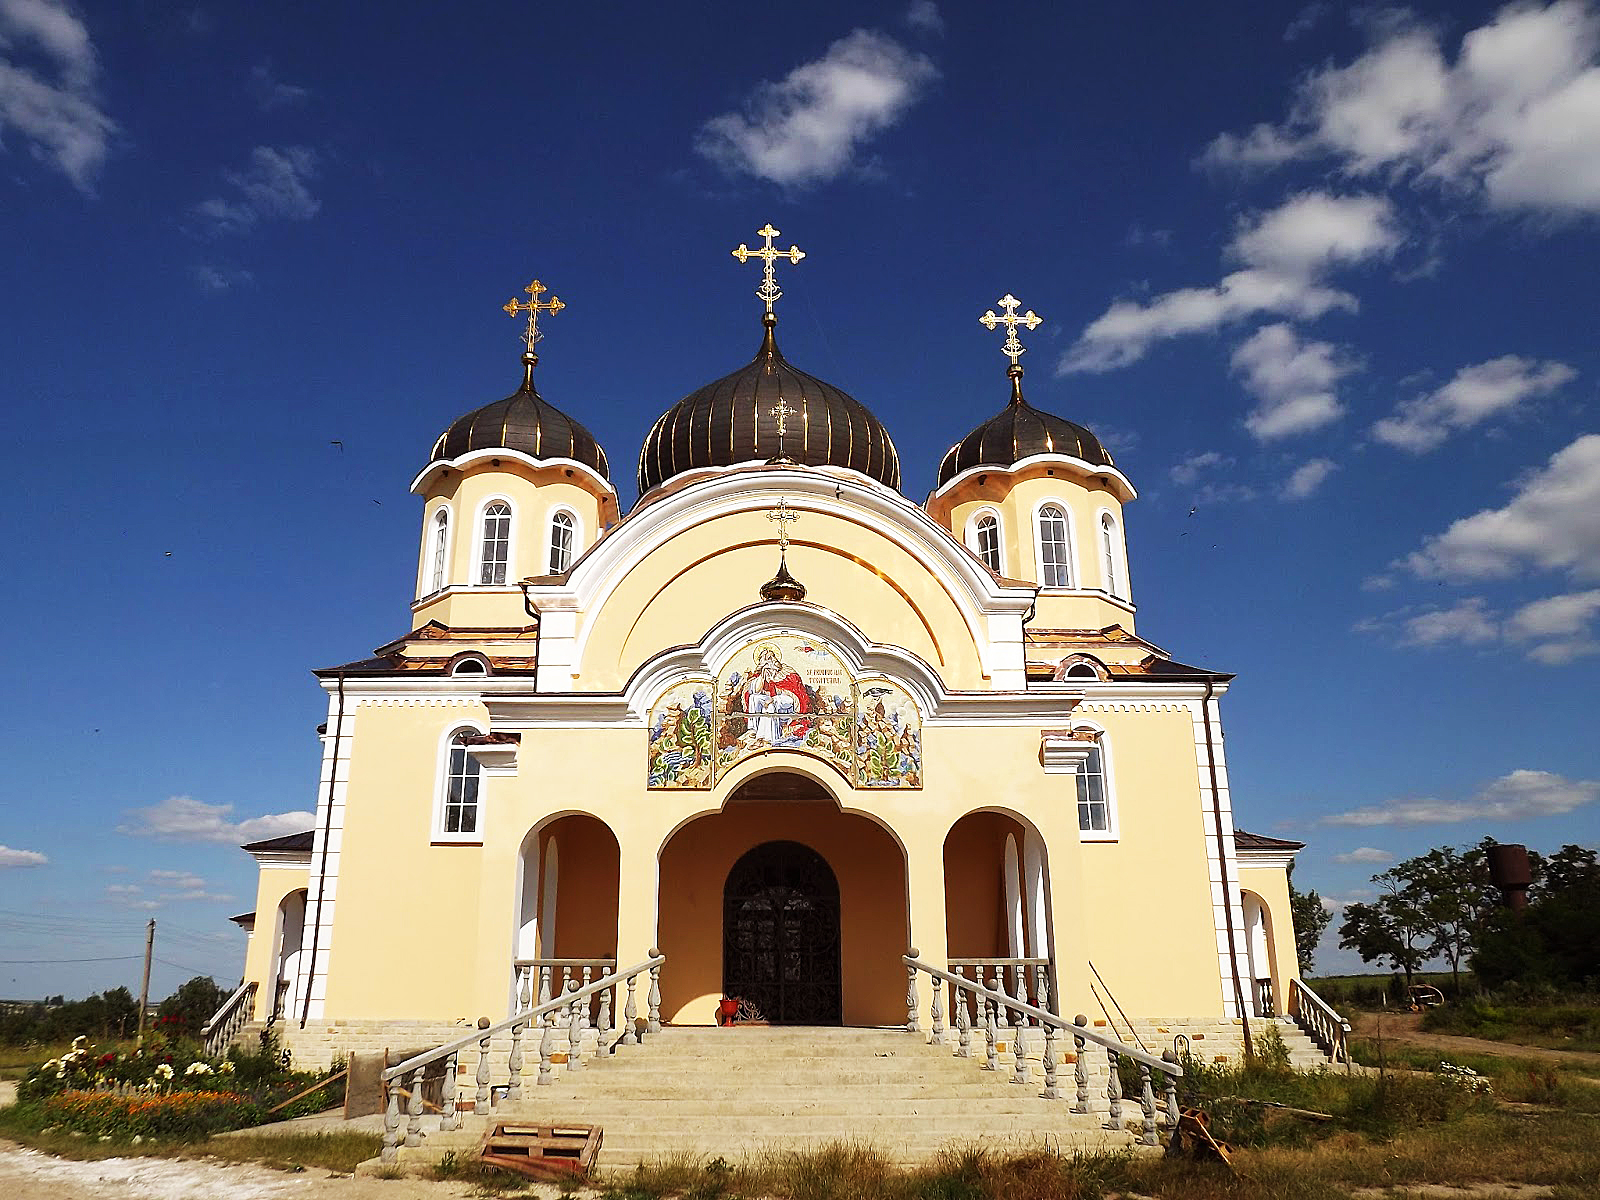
xmin=963 ymin=507 xmax=1005 ymax=575
xmin=468 ymin=742 xmax=520 ymax=776
xmin=1235 ymin=847 xmax=1299 ymax=872
xmin=473 ymin=495 xmax=517 ymax=587
xmin=1038 ymin=731 xmax=1095 ymax=773
xmin=293 ymin=695 xmax=354 ymax=1020
xmin=250 ymin=850 xmax=312 ymax=868
xmin=434 ymin=720 xmax=488 ymax=844
xmin=1191 ymin=692 xmax=1251 ymax=1019
xmin=1030 ymin=497 xmax=1079 ymax=590
xmin=418 ymin=503 xmax=453 ymax=599
xmin=1094 ymin=506 xmax=1130 ymax=603
xmin=411 ymin=450 xmax=617 ymax=501
xmin=932 ymin=453 xmax=1138 ymax=505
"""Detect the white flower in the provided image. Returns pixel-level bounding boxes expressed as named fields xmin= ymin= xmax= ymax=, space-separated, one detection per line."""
xmin=185 ymin=1062 xmax=214 ymax=1076
xmin=154 ymin=1063 xmax=174 ymax=1080
xmin=218 ymin=1061 xmax=235 ymax=1075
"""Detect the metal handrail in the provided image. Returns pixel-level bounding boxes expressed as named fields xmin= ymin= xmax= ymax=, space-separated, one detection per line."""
xmin=905 ymin=954 xmax=1180 ymax=1078
xmin=382 ymin=953 xmax=664 ymax=1084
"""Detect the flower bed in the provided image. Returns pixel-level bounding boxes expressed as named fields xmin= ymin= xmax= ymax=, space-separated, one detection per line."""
xmin=41 ymin=1089 xmax=265 ymax=1139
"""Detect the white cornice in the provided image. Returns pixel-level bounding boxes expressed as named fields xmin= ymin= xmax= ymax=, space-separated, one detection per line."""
xmin=1236 ymin=848 xmax=1300 ymax=871
xmin=410 ymin=449 xmax=617 ymax=499
xmin=931 ymin=453 xmax=1138 ymax=505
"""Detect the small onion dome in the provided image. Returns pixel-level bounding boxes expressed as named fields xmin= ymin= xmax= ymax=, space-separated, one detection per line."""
xmin=638 ymin=313 xmax=901 ymax=496
xmin=427 ymin=353 xmax=610 ymax=480
xmin=759 ymin=553 xmax=807 ymax=603
xmin=937 ymin=365 xmax=1114 ymax=488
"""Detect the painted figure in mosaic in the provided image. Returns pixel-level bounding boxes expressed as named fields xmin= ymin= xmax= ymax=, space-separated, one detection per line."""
xmin=739 ymin=645 xmax=811 ymax=748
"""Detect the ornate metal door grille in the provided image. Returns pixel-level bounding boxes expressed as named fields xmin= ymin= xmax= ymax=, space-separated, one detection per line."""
xmin=722 ymin=840 xmax=842 ymax=1025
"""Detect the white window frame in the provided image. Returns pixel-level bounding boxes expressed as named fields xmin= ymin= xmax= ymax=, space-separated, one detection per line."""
xmin=435 ymin=721 xmax=487 ymax=843
xmin=1032 ymin=499 xmax=1078 ymax=589
xmin=963 ymin=507 xmax=1005 ymax=575
xmin=1070 ymin=722 xmax=1120 ymax=841
xmin=547 ymin=506 xmax=580 ymax=575
xmin=474 ymin=496 xmax=516 ymax=587
xmin=1096 ymin=507 xmax=1129 ymax=601
xmin=424 ymin=505 xmax=451 ymax=596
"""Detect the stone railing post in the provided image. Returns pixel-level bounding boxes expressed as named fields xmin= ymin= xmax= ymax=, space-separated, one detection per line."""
xmin=954 ymin=981 xmax=970 ymax=1058
xmin=1034 ymin=963 xmax=1050 ymax=1016
xmin=621 ymin=975 xmax=639 ymax=1047
xmin=1042 ymin=1024 xmax=1059 ymax=1099
xmin=580 ymin=965 xmax=594 ymax=1030
xmin=930 ymin=975 xmax=944 ymax=1041
xmin=382 ymin=1082 xmax=400 ymax=1162
xmin=646 ymin=949 xmax=663 ymax=1034
xmin=983 ymin=979 xmax=999 ymax=1072
xmin=1139 ymin=1062 xmax=1157 ymax=1145
xmin=1162 ymin=1050 xmax=1181 ymax=1130
xmin=1011 ymin=1003 xmax=1029 ymax=1086
xmin=405 ymin=1065 xmax=424 ymax=1147
xmin=516 ymin=965 xmax=530 ymax=1011
xmin=565 ymin=980 xmax=584 ymax=1072
xmin=538 ymin=964 xmax=552 ymax=1009
xmin=598 ymin=982 xmax=612 ymax=1043
xmin=507 ymin=1018 xmax=525 ymax=1100
xmin=905 ymin=948 xmax=920 ymax=1034
xmin=475 ymin=1017 xmax=492 ymax=1111
xmin=1105 ymin=1047 xmax=1123 ymax=1129
xmin=537 ymin=1009 xmax=555 ymax=1087
xmin=1072 ymin=1017 xmax=1089 ymax=1114
xmin=440 ymin=1052 xmax=459 ymax=1131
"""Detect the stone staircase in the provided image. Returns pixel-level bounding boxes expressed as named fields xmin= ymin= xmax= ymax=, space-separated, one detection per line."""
xmin=1113 ymin=1016 xmax=1336 ymax=1071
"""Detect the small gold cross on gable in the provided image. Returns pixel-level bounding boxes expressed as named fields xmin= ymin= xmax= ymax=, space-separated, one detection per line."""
xmin=503 ymin=279 xmax=566 ymax=356
xmin=732 ymin=223 xmax=805 ymax=314
xmin=980 ymin=294 xmax=1042 ymax=366
xmin=767 ymin=496 xmax=799 ymax=553
xmin=769 ymin=398 xmax=797 ymax=462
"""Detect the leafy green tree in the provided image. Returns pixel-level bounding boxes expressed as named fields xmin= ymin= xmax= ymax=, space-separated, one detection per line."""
xmin=1287 ymin=861 xmax=1331 ymax=974
xmin=1474 ymin=844 xmax=1599 ymax=989
xmin=157 ymin=975 xmax=226 ymax=1035
xmin=1338 ymin=875 xmax=1430 ymax=988
xmin=1390 ymin=845 xmax=1495 ymax=995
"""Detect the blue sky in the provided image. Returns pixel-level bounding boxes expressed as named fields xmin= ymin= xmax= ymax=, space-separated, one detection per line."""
xmin=3 ymin=0 xmax=1598 ymax=999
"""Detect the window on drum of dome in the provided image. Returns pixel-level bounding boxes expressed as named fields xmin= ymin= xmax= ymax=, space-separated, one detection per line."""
xmin=1101 ymin=513 xmax=1120 ymax=598
xmin=479 ymin=502 xmax=511 ymax=585
xmin=443 ymin=734 xmax=480 ymax=835
xmin=1037 ymin=505 xmax=1072 ymax=587
xmin=430 ymin=509 xmax=449 ymax=592
xmin=549 ymin=511 xmax=575 ymax=574
xmin=1077 ymin=742 xmax=1110 ymax=832
xmin=975 ymin=513 xmax=1002 ymax=573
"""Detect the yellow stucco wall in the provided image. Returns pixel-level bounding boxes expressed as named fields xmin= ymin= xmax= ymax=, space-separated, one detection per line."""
xmin=243 ymin=864 xmax=308 ymax=1021
xmin=1238 ymin=863 xmax=1300 ymax=1014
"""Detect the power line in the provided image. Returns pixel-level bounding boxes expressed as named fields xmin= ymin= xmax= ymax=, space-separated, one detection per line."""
xmin=0 ymin=955 xmax=142 ymax=964
xmin=153 ymin=956 xmax=220 ymax=978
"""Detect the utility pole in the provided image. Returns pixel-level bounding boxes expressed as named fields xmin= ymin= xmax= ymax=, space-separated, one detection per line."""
xmin=135 ymin=919 xmax=155 ymax=1045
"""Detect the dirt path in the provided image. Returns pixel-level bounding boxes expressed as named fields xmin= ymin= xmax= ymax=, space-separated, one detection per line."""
xmin=1348 ymin=1012 xmax=1600 ymax=1069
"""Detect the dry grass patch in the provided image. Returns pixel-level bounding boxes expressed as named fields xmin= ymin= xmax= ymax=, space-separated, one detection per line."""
xmin=198 ymin=1130 xmax=382 ymax=1173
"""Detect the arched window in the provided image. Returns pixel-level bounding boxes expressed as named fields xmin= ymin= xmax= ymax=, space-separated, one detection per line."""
xmin=1065 ymin=662 xmax=1098 ymax=680
xmin=1076 ymin=742 xmax=1110 ymax=832
xmin=974 ymin=512 xmax=1002 ymax=573
xmin=548 ymin=510 xmax=575 ymax=574
xmin=1100 ymin=512 xmax=1121 ymax=598
xmin=479 ymin=502 xmax=511 ymax=585
xmin=442 ymin=731 xmax=482 ymax=836
xmin=429 ymin=509 xmax=449 ymax=593
xmin=1037 ymin=504 xmax=1072 ymax=587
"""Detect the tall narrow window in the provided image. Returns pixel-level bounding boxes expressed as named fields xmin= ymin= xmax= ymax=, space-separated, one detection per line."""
xmin=975 ymin=513 xmax=1001 ymax=573
xmin=429 ymin=509 xmax=449 ymax=593
xmin=548 ymin=511 xmax=575 ymax=574
xmin=479 ymin=502 xmax=511 ymax=585
xmin=1037 ymin=505 xmax=1071 ymax=587
xmin=1077 ymin=742 xmax=1109 ymax=832
xmin=444 ymin=735 xmax=481 ymax=835
xmin=1100 ymin=513 xmax=1120 ymax=597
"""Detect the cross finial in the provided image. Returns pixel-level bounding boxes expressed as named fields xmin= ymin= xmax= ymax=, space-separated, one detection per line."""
xmin=503 ymin=279 xmax=566 ymax=360
xmin=767 ymin=496 xmax=799 ymax=554
xmin=769 ymin=398 xmax=796 ymax=463
xmin=732 ymin=223 xmax=805 ymax=315
xmin=979 ymin=294 xmax=1042 ymax=367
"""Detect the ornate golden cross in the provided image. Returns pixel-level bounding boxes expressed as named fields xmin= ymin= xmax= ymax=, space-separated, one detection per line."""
xmin=767 ymin=496 xmax=799 ymax=553
xmin=980 ymin=294 xmax=1042 ymax=366
xmin=770 ymin=398 xmax=796 ymax=461
xmin=503 ymin=279 xmax=566 ymax=355
xmin=732 ymin=223 xmax=805 ymax=314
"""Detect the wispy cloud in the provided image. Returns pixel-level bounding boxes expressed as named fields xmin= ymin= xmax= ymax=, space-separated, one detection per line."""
xmin=696 ymin=28 xmax=937 ymax=187
xmin=0 ymin=844 xmax=48 ymax=867
xmin=0 ymin=0 xmax=116 ymax=189
xmin=1322 ymin=769 xmax=1599 ymax=826
xmin=1373 ymin=356 xmax=1577 ymax=452
xmin=1233 ymin=323 xmax=1357 ymax=440
xmin=1333 ymin=846 xmax=1394 ymax=864
xmin=1169 ymin=450 xmax=1232 ymax=486
xmin=1357 ymin=589 xmax=1600 ymax=664
xmin=193 ymin=145 xmax=319 ymax=235
xmin=1201 ymin=1 xmax=1600 ymax=217
xmin=119 ymin=794 xmax=313 ymax=845
xmin=903 ymin=1 xmax=943 ymax=37
xmin=106 ymin=868 xmax=234 ymax=909
xmin=1282 ymin=457 xmax=1337 ymax=498
xmin=192 ymin=263 xmax=254 ymax=292
xmin=248 ymin=61 xmax=309 ymax=110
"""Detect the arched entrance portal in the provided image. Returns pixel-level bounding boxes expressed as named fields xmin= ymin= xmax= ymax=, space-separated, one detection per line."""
xmin=723 ymin=841 xmax=842 ymax=1025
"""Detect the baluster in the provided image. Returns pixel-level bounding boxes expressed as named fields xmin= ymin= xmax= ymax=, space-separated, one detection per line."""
xmin=1161 ymin=1051 xmax=1181 ymax=1132
xmin=382 ymin=1079 xmax=400 ymax=1162
xmin=565 ymin=980 xmax=584 ymax=1072
xmin=405 ymin=1065 xmax=424 ymax=1147
xmin=538 ymin=964 xmax=552 ymax=1009
xmin=580 ymin=965 xmax=594 ymax=1030
xmin=954 ymin=980 xmax=970 ymax=1058
xmin=930 ymin=974 xmax=944 ymax=1041
xmin=598 ymin=981 xmax=612 ymax=1042
xmin=647 ymin=948 xmax=663 ymax=1034
xmin=1106 ymin=1048 xmax=1123 ymax=1128
xmin=507 ymin=1019 xmax=524 ymax=1100
xmin=476 ymin=1022 xmax=492 ymax=1111
xmin=1013 ymin=965 xmax=1028 ymax=1025
xmin=1035 ymin=963 xmax=1050 ymax=1017
xmin=621 ymin=975 xmax=639 ymax=1047
xmin=1139 ymin=1062 xmax=1158 ymax=1146
xmin=440 ymin=1052 xmax=459 ymax=1131
xmin=1042 ymin=1023 xmax=1059 ymax=1099
xmin=983 ymin=978 xmax=999 ymax=1071
xmin=536 ymin=1009 xmax=555 ymax=1086
xmin=1011 ymin=1008 xmax=1029 ymax=1086
xmin=1073 ymin=1016 xmax=1090 ymax=1115
xmin=905 ymin=948 xmax=920 ymax=1034
xmin=517 ymin=965 xmax=530 ymax=1012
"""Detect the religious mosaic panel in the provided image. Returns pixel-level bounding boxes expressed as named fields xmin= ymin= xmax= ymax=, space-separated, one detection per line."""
xmin=646 ymin=677 xmax=717 ymax=789
xmin=645 ymin=636 xmax=923 ymax=790
xmin=853 ymin=678 xmax=923 ymax=789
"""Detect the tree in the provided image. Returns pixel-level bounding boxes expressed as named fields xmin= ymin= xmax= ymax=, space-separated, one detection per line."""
xmin=1390 ymin=845 xmax=1494 ymax=995
xmin=1338 ymin=877 xmax=1430 ymax=988
xmin=157 ymin=976 xmax=226 ymax=1035
xmin=1287 ymin=861 xmax=1332 ymax=974
xmin=1474 ymin=843 xmax=1600 ymax=989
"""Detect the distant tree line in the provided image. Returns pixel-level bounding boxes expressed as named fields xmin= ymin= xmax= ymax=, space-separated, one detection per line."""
xmin=0 ymin=976 xmax=227 ymax=1046
xmin=1336 ymin=840 xmax=1598 ymax=994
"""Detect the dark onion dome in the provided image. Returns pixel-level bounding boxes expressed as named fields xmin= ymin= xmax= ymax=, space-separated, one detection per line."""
xmin=638 ymin=313 xmax=901 ymax=496
xmin=427 ymin=353 xmax=610 ymax=480
xmin=937 ymin=365 xmax=1114 ymax=488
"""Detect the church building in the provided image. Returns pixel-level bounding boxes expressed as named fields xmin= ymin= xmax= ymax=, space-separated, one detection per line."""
xmin=230 ymin=227 xmax=1306 ymax=1066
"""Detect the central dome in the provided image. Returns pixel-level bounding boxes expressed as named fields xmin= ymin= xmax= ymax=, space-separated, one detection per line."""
xmin=637 ymin=315 xmax=901 ymax=496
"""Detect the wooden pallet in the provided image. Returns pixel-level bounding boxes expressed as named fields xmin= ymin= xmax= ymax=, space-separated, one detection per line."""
xmin=481 ymin=1121 xmax=602 ymax=1181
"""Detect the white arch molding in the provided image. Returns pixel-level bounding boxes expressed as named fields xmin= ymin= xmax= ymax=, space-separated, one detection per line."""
xmin=1003 ymin=834 xmax=1024 ymax=958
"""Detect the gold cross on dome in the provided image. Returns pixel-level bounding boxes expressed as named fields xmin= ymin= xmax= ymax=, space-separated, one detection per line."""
xmin=503 ymin=279 xmax=566 ymax=355
xmin=732 ymin=223 xmax=805 ymax=314
xmin=770 ymin=398 xmax=796 ymax=460
xmin=980 ymin=294 xmax=1043 ymax=366
xmin=767 ymin=496 xmax=800 ymax=553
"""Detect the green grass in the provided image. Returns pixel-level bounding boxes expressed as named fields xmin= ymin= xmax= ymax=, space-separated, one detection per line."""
xmin=1349 ymin=1037 xmax=1600 ymax=1111
xmin=1421 ymin=998 xmax=1600 ymax=1053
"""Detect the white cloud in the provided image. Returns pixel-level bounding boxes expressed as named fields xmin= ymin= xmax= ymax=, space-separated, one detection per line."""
xmin=1399 ymin=597 xmax=1501 ymax=648
xmin=119 ymin=795 xmax=314 ymax=845
xmin=1232 ymin=323 xmax=1354 ymax=439
xmin=1373 ymin=356 xmax=1577 ymax=452
xmin=1169 ymin=450 xmax=1231 ymax=486
xmin=1359 ymin=587 xmax=1600 ymax=664
xmin=1334 ymin=846 xmax=1394 ymax=864
xmin=903 ymin=1 xmax=943 ymax=36
xmin=0 ymin=0 xmax=115 ymax=189
xmin=1401 ymin=433 xmax=1600 ymax=581
xmin=1283 ymin=457 xmax=1338 ymax=498
xmin=696 ymin=29 xmax=937 ymax=187
xmin=248 ymin=61 xmax=308 ymax=110
xmin=1505 ymin=588 xmax=1600 ymax=663
xmin=194 ymin=145 xmax=319 ymax=235
xmin=1060 ymin=192 xmax=1394 ymax=373
xmin=0 ymin=844 xmax=48 ymax=867
xmin=1322 ymin=769 xmax=1599 ymax=826
xmin=1202 ymin=1 xmax=1600 ymax=217
xmin=192 ymin=263 xmax=254 ymax=292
